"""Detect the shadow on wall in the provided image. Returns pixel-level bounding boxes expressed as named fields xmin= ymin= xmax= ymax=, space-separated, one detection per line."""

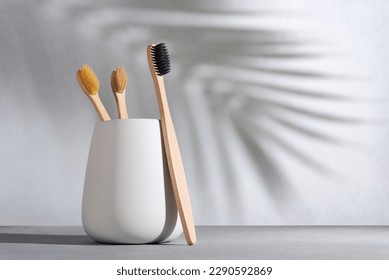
xmin=3 ymin=0 xmax=374 ymax=223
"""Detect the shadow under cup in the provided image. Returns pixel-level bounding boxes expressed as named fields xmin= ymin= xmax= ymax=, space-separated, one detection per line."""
xmin=82 ymin=119 xmax=182 ymax=244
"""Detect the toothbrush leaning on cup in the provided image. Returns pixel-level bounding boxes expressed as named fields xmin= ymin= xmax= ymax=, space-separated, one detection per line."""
xmin=147 ymin=42 xmax=197 ymax=245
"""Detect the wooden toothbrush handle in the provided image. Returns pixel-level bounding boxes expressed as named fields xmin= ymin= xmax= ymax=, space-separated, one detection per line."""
xmin=163 ymin=117 xmax=197 ymax=245
xmin=154 ymin=75 xmax=197 ymax=245
xmin=114 ymin=92 xmax=128 ymax=119
xmin=89 ymin=95 xmax=111 ymax=122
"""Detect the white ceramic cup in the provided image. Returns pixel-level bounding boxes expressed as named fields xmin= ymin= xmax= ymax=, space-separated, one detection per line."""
xmin=82 ymin=119 xmax=182 ymax=244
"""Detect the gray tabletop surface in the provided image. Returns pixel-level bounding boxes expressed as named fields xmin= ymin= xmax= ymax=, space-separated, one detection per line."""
xmin=0 ymin=226 xmax=388 ymax=260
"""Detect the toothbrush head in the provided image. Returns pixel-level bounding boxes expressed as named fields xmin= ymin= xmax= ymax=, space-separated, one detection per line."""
xmin=149 ymin=42 xmax=171 ymax=76
xmin=77 ymin=64 xmax=99 ymax=96
xmin=113 ymin=65 xmax=127 ymax=94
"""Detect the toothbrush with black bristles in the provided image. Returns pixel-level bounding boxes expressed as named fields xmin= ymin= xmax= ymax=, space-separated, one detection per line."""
xmin=147 ymin=43 xmax=196 ymax=245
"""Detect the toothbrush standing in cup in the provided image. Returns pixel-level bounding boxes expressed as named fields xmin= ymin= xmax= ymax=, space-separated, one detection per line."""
xmin=111 ymin=65 xmax=129 ymax=119
xmin=76 ymin=64 xmax=129 ymax=121
xmin=76 ymin=64 xmax=111 ymax=121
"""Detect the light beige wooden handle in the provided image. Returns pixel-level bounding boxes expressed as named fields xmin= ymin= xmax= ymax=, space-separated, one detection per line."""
xmin=152 ymin=74 xmax=196 ymax=245
xmin=115 ymin=92 xmax=128 ymax=119
xmin=162 ymin=112 xmax=197 ymax=245
xmin=89 ymin=95 xmax=111 ymax=122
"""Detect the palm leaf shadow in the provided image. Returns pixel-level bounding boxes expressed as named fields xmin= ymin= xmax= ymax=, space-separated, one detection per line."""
xmin=52 ymin=1 xmax=371 ymax=216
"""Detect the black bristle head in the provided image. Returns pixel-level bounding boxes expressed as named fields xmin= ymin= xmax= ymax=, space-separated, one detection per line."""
xmin=151 ymin=42 xmax=171 ymax=76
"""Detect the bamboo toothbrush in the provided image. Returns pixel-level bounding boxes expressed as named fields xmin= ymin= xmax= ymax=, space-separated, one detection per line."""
xmin=111 ymin=65 xmax=128 ymax=119
xmin=147 ymin=43 xmax=196 ymax=245
xmin=76 ymin=64 xmax=111 ymax=121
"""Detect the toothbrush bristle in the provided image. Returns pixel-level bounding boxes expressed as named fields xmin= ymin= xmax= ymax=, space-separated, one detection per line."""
xmin=150 ymin=43 xmax=171 ymax=76
xmin=79 ymin=64 xmax=99 ymax=95
xmin=115 ymin=65 xmax=127 ymax=94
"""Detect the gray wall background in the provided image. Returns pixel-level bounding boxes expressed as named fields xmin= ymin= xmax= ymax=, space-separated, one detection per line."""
xmin=1 ymin=0 xmax=389 ymax=225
